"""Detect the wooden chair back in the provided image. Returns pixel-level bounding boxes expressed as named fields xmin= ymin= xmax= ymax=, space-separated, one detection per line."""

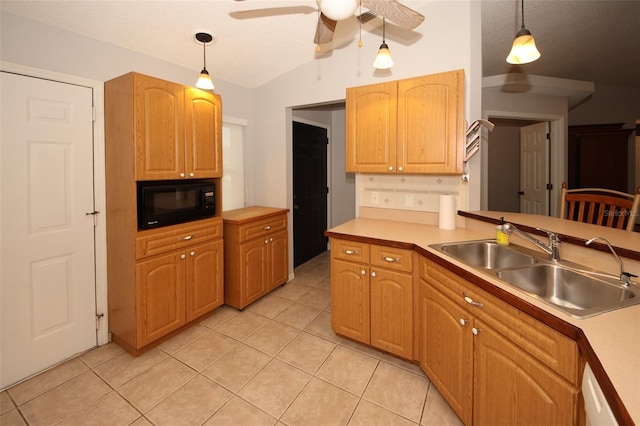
xmin=559 ymin=182 xmax=640 ymax=231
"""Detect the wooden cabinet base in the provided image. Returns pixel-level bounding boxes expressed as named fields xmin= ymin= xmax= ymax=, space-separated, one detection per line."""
xmin=110 ymin=308 xmax=219 ymax=356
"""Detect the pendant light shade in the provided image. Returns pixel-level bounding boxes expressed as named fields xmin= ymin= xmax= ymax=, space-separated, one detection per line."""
xmin=373 ymin=18 xmax=393 ymax=69
xmin=195 ymin=32 xmax=215 ymax=90
xmin=506 ymin=0 xmax=540 ymax=64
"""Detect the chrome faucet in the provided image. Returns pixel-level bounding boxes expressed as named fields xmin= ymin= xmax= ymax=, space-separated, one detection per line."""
xmin=502 ymin=223 xmax=561 ymax=261
xmin=585 ymin=237 xmax=637 ymax=287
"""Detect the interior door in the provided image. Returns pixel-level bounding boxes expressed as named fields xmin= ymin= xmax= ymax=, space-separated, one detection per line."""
xmin=1 ymin=72 xmax=97 ymax=388
xmin=520 ymin=122 xmax=550 ymax=215
xmin=293 ymin=121 xmax=328 ymax=267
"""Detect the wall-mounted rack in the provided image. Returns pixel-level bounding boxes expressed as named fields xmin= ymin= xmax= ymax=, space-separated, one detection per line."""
xmin=462 ymin=119 xmax=494 ymax=182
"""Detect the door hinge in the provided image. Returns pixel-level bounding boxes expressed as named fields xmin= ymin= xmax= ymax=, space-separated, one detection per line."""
xmin=546 ymin=132 xmax=550 ymax=139
xmin=546 ymin=183 xmax=553 ymax=190
xmin=96 ymin=313 xmax=104 ymax=330
xmin=326 ymin=187 xmax=329 ymax=194
xmin=92 ymin=107 xmax=97 ymax=122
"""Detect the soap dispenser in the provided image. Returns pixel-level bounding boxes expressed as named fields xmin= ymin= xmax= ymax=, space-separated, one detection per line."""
xmin=496 ymin=217 xmax=510 ymax=246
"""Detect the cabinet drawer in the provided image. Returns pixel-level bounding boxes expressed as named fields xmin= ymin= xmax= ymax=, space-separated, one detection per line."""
xmin=370 ymin=245 xmax=413 ymax=272
xmin=237 ymin=214 xmax=287 ymax=243
xmin=136 ymin=218 xmax=223 ymax=259
xmin=423 ymin=258 xmax=580 ymax=385
xmin=331 ymin=239 xmax=370 ymax=263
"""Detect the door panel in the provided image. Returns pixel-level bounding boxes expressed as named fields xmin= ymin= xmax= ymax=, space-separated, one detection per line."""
xmin=520 ymin=122 xmax=550 ymax=215
xmin=293 ymin=121 xmax=328 ymax=267
xmin=1 ymin=72 xmax=97 ymax=387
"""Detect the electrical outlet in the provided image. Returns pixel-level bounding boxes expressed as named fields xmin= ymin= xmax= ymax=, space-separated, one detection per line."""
xmin=405 ymin=194 xmax=414 ymax=207
xmin=370 ymin=191 xmax=380 ymax=205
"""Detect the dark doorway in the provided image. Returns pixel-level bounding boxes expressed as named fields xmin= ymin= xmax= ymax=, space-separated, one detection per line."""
xmin=293 ymin=121 xmax=328 ymax=267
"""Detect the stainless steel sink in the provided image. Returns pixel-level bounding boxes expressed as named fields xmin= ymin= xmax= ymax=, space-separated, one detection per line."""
xmin=496 ymin=264 xmax=638 ymax=318
xmin=430 ymin=239 xmax=640 ymax=318
xmin=434 ymin=240 xmax=537 ymax=270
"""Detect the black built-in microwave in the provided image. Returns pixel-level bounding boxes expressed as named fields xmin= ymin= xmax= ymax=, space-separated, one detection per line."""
xmin=137 ymin=180 xmax=216 ymax=229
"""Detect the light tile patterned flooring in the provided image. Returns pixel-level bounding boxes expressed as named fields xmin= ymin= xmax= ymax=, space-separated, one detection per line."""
xmin=1 ymin=251 xmax=463 ymax=426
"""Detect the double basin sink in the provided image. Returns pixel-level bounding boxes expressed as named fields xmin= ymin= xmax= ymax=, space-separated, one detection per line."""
xmin=430 ymin=240 xmax=639 ymax=318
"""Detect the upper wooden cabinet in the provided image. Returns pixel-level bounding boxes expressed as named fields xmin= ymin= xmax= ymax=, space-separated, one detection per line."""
xmin=346 ymin=69 xmax=465 ymax=174
xmin=107 ymin=72 xmax=222 ymax=181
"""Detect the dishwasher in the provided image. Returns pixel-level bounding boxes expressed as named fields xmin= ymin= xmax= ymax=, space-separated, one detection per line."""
xmin=582 ymin=363 xmax=618 ymax=425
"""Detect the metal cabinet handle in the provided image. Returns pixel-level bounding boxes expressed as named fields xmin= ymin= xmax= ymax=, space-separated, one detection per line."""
xmin=190 ymin=251 xmax=195 ymax=256
xmin=398 ymin=166 xmax=403 ymax=171
xmin=264 ymin=239 xmax=269 ymax=244
xmin=463 ymin=293 xmax=484 ymax=307
xmin=472 ymin=327 xmax=481 ymax=335
xmin=361 ymin=270 xmax=366 ymax=276
xmin=263 ymin=225 xmax=272 ymax=230
xmin=179 ymin=173 xmax=185 ymax=178
xmin=371 ymin=272 xmax=377 ymax=278
xmin=344 ymin=249 xmax=359 ymax=255
xmin=459 ymin=319 xmax=468 ymax=326
xmin=189 ymin=172 xmax=194 ymax=177
xmin=382 ymin=255 xmax=400 ymax=263
xmin=388 ymin=166 xmax=394 ymax=171
xmin=179 ymin=235 xmax=194 ymax=241
xmin=180 ymin=254 xmax=186 ymax=259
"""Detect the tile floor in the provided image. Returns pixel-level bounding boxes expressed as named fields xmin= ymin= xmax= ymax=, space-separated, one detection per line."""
xmin=1 ymin=251 xmax=463 ymax=426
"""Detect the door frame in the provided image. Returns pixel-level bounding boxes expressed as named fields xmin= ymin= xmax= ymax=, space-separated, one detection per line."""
xmin=482 ymin=110 xmax=565 ymax=218
xmin=1 ymin=61 xmax=108 ymax=346
xmin=291 ymin=117 xmax=331 ymax=248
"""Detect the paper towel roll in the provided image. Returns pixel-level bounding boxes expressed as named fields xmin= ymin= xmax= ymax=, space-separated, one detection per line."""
xmin=439 ymin=194 xmax=456 ymax=230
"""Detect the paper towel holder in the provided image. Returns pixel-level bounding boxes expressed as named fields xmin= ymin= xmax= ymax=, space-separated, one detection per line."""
xmin=462 ymin=119 xmax=495 ymax=182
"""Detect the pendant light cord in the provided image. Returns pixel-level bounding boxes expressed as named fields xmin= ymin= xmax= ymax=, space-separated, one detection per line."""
xmin=520 ymin=0 xmax=525 ymax=30
xmin=382 ymin=17 xmax=386 ymax=43
xmin=202 ymin=41 xmax=207 ymax=71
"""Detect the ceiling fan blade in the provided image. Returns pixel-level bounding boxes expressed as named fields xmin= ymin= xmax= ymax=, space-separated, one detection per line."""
xmin=361 ymin=0 xmax=424 ymax=30
xmin=314 ymin=13 xmax=337 ymax=44
xmin=230 ymin=6 xmax=316 ymax=19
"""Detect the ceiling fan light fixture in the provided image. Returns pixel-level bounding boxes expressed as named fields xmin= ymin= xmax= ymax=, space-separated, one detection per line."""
xmin=316 ymin=0 xmax=357 ymax=21
xmin=506 ymin=0 xmax=541 ymax=65
xmin=195 ymin=32 xmax=215 ymax=90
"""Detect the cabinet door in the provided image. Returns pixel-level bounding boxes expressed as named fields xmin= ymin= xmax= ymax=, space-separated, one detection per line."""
xmin=397 ymin=70 xmax=464 ymax=174
xmin=267 ymin=229 xmax=288 ymax=290
xmin=136 ymin=252 xmax=186 ymax=347
xmin=184 ymin=88 xmax=222 ymax=178
xmin=370 ymin=267 xmax=413 ymax=359
xmin=186 ymin=240 xmax=224 ymax=322
xmin=346 ymin=81 xmax=397 ymax=173
xmin=473 ymin=318 xmax=579 ymax=426
xmin=134 ymin=75 xmax=185 ymax=180
xmin=419 ymin=280 xmax=472 ymax=425
xmin=240 ymin=237 xmax=269 ymax=306
xmin=331 ymin=258 xmax=370 ymax=344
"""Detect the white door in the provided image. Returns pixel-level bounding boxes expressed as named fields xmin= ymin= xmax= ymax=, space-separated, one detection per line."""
xmin=520 ymin=122 xmax=550 ymax=215
xmin=1 ymin=72 xmax=97 ymax=388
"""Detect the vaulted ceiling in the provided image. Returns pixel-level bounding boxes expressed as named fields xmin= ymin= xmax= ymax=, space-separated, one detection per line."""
xmin=2 ymin=1 xmax=638 ymax=89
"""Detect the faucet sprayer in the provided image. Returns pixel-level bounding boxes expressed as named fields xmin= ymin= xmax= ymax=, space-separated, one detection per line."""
xmin=585 ymin=237 xmax=637 ymax=287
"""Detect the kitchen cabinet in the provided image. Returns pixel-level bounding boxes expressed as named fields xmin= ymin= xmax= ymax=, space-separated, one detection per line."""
xmin=105 ymin=72 xmax=224 ymax=355
xmin=223 ymin=207 xmax=289 ymax=310
xmin=108 ymin=218 xmax=224 ymax=353
xmin=331 ymin=238 xmax=414 ymax=359
xmin=346 ymin=69 xmax=465 ymax=174
xmin=107 ymin=71 xmax=222 ymax=181
xmin=418 ymin=257 xmax=582 ymax=425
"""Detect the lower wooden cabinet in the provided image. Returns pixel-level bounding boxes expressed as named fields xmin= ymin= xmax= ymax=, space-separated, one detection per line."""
xmin=223 ymin=207 xmax=289 ymax=310
xmin=108 ymin=218 xmax=224 ymax=354
xmin=330 ymin=238 xmax=414 ymax=359
xmin=418 ymin=256 xmax=582 ymax=426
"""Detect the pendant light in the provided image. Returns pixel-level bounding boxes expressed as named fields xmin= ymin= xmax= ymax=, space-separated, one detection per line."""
xmin=506 ymin=0 xmax=541 ymax=64
xmin=373 ymin=18 xmax=393 ymax=69
xmin=195 ymin=32 xmax=215 ymax=90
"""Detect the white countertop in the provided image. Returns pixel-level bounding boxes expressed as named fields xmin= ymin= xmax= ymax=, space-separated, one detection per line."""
xmin=326 ymin=215 xmax=640 ymax=424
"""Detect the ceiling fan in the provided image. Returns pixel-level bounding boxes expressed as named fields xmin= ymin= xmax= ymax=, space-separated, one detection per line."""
xmin=233 ymin=0 xmax=425 ymax=45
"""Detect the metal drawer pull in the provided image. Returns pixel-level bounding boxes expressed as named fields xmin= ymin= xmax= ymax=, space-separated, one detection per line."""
xmin=263 ymin=225 xmax=272 ymax=230
xmin=459 ymin=319 xmax=468 ymax=326
xmin=472 ymin=327 xmax=481 ymax=335
xmin=382 ymin=255 xmax=400 ymax=263
xmin=361 ymin=270 xmax=366 ymax=276
xmin=344 ymin=249 xmax=359 ymax=255
xmin=463 ymin=293 xmax=484 ymax=307
xmin=179 ymin=235 xmax=194 ymax=241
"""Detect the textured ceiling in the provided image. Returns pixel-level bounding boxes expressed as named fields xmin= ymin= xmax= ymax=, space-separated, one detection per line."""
xmin=1 ymin=0 xmax=638 ymax=89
